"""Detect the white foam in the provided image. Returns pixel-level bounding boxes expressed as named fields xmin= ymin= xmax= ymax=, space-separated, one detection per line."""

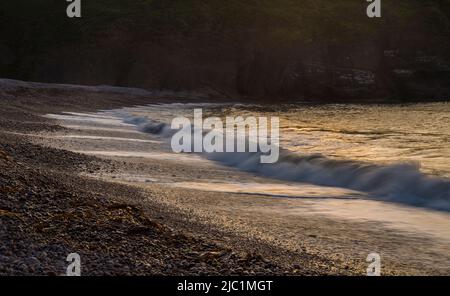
xmin=62 ymin=112 xmax=119 ymax=120
xmin=62 ymin=125 xmax=141 ymax=133
xmin=73 ymin=150 xmax=208 ymax=163
xmin=56 ymin=135 xmax=160 ymax=143
xmin=165 ymin=180 xmax=450 ymax=242
xmin=165 ymin=181 xmax=362 ymax=199
xmin=44 ymin=114 xmax=134 ymax=127
xmin=290 ymin=198 xmax=450 ymax=242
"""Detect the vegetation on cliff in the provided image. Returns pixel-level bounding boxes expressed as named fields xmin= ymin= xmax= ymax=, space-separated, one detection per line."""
xmin=1 ymin=0 xmax=449 ymax=101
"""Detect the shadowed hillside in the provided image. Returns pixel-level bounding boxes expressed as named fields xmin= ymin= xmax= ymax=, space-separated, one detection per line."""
xmin=0 ymin=0 xmax=449 ymax=102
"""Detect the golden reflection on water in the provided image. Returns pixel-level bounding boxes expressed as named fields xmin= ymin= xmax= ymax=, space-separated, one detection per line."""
xmin=233 ymin=103 xmax=450 ymax=177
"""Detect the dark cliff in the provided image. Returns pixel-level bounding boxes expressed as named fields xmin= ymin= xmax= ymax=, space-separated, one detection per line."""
xmin=0 ymin=0 xmax=449 ymax=102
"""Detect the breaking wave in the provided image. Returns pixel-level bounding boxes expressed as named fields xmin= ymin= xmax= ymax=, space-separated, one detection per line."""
xmin=122 ymin=115 xmax=450 ymax=211
xmin=123 ymin=116 xmax=173 ymax=136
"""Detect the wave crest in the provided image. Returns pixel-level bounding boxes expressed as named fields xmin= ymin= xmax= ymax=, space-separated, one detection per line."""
xmin=122 ymin=114 xmax=450 ymax=211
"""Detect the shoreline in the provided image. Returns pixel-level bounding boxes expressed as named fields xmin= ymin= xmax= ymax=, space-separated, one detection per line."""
xmin=0 ymin=79 xmax=306 ymax=275
xmin=2 ymin=78 xmax=449 ymax=107
xmin=1 ymin=79 xmax=449 ymax=275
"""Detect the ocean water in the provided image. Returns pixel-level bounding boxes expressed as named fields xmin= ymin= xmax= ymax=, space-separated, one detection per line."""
xmin=115 ymin=102 xmax=450 ymax=212
xmin=37 ymin=96 xmax=450 ymax=274
xmin=44 ymin=102 xmax=450 ymax=243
